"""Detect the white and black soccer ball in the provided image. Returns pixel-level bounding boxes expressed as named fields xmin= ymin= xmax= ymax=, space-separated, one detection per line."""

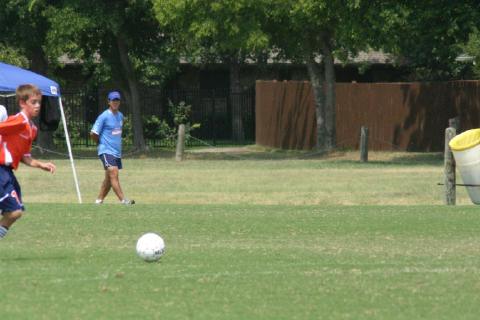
xmin=136 ymin=232 xmax=165 ymax=262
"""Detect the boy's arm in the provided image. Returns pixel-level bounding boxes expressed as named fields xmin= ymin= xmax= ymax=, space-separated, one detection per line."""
xmin=21 ymin=155 xmax=56 ymax=173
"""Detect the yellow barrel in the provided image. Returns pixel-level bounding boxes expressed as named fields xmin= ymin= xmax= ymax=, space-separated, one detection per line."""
xmin=449 ymin=129 xmax=480 ymax=204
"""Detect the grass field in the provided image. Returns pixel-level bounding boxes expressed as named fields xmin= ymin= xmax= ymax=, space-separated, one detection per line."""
xmin=2 ymin=149 xmax=480 ymax=319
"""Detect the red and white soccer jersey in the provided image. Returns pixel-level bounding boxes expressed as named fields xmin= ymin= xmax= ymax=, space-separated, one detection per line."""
xmin=0 ymin=112 xmax=37 ymax=170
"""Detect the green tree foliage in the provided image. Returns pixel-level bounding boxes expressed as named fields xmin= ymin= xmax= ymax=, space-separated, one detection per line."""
xmin=264 ymin=1 xmax=479 ymax=149
xmin=464 ymin=29 xmax=480 ymax=78
xmin=155 ymin=0 xmax=269 ymax=64
xmin=373 ymin=1 xmax=479 ymax=80
xmin=0 ymin=0 xmax=51 ymax=72
xmin=264 ymin=0 xmax=376 ymax=151
xmin=168 ymin=100 xmax=191 ymax=126
xmin=0 ymin=44 xmax=29 ymax=68
xmin=5 ymin=0 xmax=478 ymax=152
xmin=0 ymin=0 xmax=58 ymax=150
xmin=154 ymin=0 xmax=269 ymax=141
xmin=43 ymin=0 xmax=178 ymax=150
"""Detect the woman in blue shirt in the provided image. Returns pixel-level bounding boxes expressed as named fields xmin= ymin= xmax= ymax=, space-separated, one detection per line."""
xmin=90 ymin=91 xmax=134 ymax=205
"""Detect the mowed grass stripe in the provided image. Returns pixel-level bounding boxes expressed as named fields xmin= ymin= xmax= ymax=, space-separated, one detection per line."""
xmin=13 ymin=152 xmax=472 ymax=205
xmin=1 ymin=204 xmax=480 ymax=319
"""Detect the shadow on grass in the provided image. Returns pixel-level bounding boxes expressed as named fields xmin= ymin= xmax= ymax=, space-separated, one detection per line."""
xmin=389 ymin=152 xmax=443 ymax=165
xmin=31 ymin=145 xmax=444 ymax=166
xmin=31 ymin=147 xmax=176 ymax=160
xmin=184 ymin=149 xmax=444 ymax=167
xmin=185 ymin=151 xmax=316 ymax=161
xmin=2 ymin=255 xmax=69 ymax=262
xmin=331 ymin=153 xmax=444 ymax=167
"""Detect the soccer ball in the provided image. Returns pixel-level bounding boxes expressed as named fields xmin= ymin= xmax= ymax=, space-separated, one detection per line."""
xmin=136 ymin=233 xmax=165 ymax=262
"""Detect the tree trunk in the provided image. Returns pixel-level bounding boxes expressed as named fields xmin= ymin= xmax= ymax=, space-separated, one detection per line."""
xmin=229 ymin=59 xmax=245 ymax=142
xmin=321 ymin=35 xmax=336 ymax=150
xmin=30 ymin=51 xmax=55 ymax=152
xmin=116 ymin=36 xmax=146 ymax=151
xmin=306 ymin=55 xmax=327 ymax=151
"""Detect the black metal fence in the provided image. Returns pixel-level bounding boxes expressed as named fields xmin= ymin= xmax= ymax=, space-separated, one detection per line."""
xmin=2 ymin=87 xmax=256 ymax=148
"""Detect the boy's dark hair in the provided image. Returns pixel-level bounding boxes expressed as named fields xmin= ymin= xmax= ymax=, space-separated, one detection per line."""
xmin=16 ymin=84 xmax=41 ymax=105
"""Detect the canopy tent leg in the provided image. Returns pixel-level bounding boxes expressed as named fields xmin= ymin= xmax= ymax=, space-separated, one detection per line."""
xmin=58 ymin=97 xmax=82 ymax=203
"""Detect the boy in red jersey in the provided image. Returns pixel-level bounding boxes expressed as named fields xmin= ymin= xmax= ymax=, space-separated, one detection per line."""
xmin=0 ymin=84 xmax=56 ymax=239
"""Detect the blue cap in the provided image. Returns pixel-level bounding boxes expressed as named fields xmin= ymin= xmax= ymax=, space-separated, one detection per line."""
xmin=108 ymin=91 xmax=121 ymax=100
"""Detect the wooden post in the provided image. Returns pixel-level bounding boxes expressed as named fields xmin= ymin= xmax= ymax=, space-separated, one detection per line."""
xmin=211 ymin=90 xmax=217 ymax=146
xmin=449 ymin=117 xmax=460 ymax=132
xmin=360 ymin=126 xmax=368 ymax=162
xmin=176 ymin=124 xmax=186 ymax=162
xmin=444 ymin=126 xmax=456 ymax=205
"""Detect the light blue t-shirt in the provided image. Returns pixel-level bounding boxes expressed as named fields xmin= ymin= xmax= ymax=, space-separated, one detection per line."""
xmin=91 ymin=109 xmax=124 ymax=158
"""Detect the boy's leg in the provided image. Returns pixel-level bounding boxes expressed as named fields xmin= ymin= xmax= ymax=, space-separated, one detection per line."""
xmin=0 ymin=225 xmax=6 ymax=237
xmin=0 ymin=210 xmax=23 ymax=238
xmin=0 ymin=168 xmax=24 ymax=238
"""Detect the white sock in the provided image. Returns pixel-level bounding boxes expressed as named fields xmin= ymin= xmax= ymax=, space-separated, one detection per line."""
xmin=0 ymin=225 xmax=8 ymax=238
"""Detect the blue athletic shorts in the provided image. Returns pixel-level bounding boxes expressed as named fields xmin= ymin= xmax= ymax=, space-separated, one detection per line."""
xmin=99 ymin=153 xmax=123 ymax=170
xmin=0 ymin=166 xmax=24 ymax=214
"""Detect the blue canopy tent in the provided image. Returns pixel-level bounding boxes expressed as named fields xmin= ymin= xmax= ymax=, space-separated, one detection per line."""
xmin=0 ymin=62 xmax=82 ymax=203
